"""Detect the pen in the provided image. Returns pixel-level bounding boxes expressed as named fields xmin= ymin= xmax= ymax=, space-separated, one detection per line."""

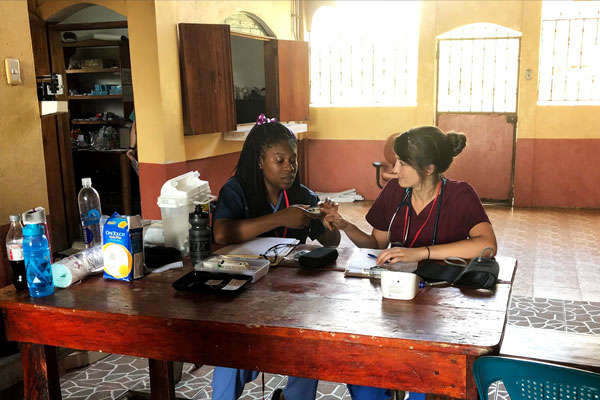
xmin=368 ymin=253 xmax=389 ymax=264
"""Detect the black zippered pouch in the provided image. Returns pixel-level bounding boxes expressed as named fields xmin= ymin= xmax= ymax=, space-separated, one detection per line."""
xmin=298 ymin=247 xmax=338 ymax=268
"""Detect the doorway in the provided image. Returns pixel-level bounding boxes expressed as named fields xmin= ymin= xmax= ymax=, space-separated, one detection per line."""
xmin=31 ymin=4 xmax=139 ymax=251
xmin=436 ymin=23 xmax=521 ymax=203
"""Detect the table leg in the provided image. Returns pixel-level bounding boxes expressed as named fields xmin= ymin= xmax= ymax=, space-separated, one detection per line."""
xmin=20 ymin=343 xmax=62 ymax=400
xmin=120 ymin=153 xmax=132 ymax=215
xmin=148 ymin=358 xmax=176 ymax=400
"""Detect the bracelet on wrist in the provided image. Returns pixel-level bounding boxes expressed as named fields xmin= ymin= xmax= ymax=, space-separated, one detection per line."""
xmin=425 ymin=245 xmax=430 ymax=260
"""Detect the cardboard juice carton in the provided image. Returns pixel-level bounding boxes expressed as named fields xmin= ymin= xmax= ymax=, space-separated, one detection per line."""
xmin=103 ymin=213 xmax=143 ymax=281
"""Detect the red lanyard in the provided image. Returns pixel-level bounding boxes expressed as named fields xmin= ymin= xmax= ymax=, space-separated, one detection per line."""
xmin=274 ymin=190 xmax=289 ymax=238
xmin=407 ymin=181 xmax=442 ymax=248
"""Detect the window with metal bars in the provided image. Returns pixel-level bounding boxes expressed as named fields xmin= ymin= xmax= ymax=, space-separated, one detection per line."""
xmin=309 ymin=2 xmax=420 ymax=107
xmin=224 ymin=12 xmax=272 ymax=37
xmin=437 ymin=23 xmax=521 ymax=113
xmin=538 ymin=1 xmax=600 ymax=104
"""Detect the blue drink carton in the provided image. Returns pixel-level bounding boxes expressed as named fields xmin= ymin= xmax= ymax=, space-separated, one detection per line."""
xmin=103 ymin=213 xmax=143 ymax=281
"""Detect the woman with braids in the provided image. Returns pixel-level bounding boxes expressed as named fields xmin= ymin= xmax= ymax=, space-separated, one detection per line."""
xmin=322 ymin=126 xmax=497 ymax=400
xmin=211 ymin=115 xmax=340 ymax=400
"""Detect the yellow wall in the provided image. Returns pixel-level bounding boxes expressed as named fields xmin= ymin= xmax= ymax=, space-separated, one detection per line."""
xmin=26 ymin=0 xmax=600 ymax=181
xmin=305 ymin=0 xmax=599 ymax=142
xmin=126 ymin=0 xmax=295 ymax=165
xmin=37 ymin=0 xmax=295 ymax=166
xmin=0 ymin=0 xmax=50 ymax=223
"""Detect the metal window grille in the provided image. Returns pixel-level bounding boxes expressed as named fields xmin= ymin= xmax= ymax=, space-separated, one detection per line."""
xmin=538 ymin=17 xmax=600 ymax=103
xmin=225 ymin=13 xmax=269 ymax=37
xmin=437 ymin=23 xmax=521 ymax=113
xmin=309 ymin=3 xmax=419 ymax=107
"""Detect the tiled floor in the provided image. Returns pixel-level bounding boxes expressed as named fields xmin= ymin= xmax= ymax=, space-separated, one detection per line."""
xmin=48 ymin=203 xmax=600 ymax=398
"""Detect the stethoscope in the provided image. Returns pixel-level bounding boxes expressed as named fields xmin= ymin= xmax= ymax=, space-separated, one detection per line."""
xmin=387 ymin=178 xmax=446 ymax=247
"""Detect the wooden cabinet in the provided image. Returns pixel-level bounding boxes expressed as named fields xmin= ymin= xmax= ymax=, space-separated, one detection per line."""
xmin=178 ymin=23 xmax=310 ymax=135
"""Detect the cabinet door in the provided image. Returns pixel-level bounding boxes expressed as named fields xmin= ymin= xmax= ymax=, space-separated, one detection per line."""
xmin=265 ymin=39 xmax=309 ymax=122
xmin=179 ymin=23 xmax=237 ymax=135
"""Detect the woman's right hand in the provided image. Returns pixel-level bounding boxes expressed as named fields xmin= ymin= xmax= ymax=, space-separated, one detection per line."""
xmin=277 ymin=205 xmax=319 ymax=229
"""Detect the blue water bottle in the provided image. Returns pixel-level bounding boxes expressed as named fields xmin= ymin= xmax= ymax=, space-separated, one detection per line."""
xmin=23 ymin=224 xmax=54 ymax=297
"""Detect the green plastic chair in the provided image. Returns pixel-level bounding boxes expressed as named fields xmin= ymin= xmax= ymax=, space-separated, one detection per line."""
xmin=473 ymin=356 xmax=600 ymax=400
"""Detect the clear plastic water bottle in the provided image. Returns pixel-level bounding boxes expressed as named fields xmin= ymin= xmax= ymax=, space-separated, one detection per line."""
xmin=5 ymin=214 xmax=27 ymax=291
xmin=78 ymin=177 xmax=102 ymax=248
xmin=22 ymin=224 xmax=54 ymax=298
xmin=189 ymin=204 xmax=211 ymax=264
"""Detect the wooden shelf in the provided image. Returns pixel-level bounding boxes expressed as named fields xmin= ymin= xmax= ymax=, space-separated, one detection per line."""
xmin=68 ymin=95 xmax=122 ymax=100
xmin=65 ymin=68 xmax=120 ymax=74
xmin=71 ymin=119 xmax=122 ymax=125
xmin=62 ymin=40 xmax=122 ymax=48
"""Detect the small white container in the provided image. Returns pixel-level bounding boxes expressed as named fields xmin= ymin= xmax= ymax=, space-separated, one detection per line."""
xmin=156 ymin=171 xmax=214 ymax=254
xmin=381 ymin=271 xmax=422 ymax=300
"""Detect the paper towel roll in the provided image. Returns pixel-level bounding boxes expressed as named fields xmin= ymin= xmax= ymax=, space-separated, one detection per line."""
xmin=51 ymin=247 xmax=104 ymax=287
xmin=52 ymin=262 xmax=87 ymax=288
xmin=93 ymin=33 xmax=127 ymax=41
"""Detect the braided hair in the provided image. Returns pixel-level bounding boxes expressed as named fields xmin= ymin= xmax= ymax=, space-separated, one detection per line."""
xmin=234 ymin=121 xmax=300 ymax=218
xmin=393 ymin=126 xmax=467 ymax=181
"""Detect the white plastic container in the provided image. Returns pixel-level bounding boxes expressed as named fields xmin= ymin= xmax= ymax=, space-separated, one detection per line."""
xmin=156 ymin=171 xmax=214 ymax=253
xmin=380 ymin=271 xmax=422 ymax=300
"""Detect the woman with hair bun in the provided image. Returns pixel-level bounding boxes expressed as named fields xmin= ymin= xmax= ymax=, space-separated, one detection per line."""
xmin=324 ymin=125 xmax=497 ymax=266
xmin=322 ymin=126 xmax=497 ymax=400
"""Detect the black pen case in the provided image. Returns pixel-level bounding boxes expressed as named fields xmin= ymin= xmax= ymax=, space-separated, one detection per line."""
xmin=298 ymin=247 xmax=338 ymax=268
xmin=172 ymin=271 xmax=252 ymax=294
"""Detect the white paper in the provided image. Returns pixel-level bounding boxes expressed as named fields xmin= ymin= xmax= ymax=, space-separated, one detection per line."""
xmin=150 ymin=261 xmax=183 ymax=273
xmin=214 ymin=237 xmax=299 ymax=258
xmin=345 ymin=248 xmax=417 ymax=273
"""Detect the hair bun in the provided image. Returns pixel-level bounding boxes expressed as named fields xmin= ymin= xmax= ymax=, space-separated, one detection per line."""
xmin=446 ymin=132 xmax=467 ymax=157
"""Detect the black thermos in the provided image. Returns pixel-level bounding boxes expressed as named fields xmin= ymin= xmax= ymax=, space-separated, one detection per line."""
xmin=189 ymin=205 xmax=211 ymax=264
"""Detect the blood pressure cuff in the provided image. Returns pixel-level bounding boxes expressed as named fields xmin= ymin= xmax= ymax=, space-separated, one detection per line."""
xmin=415 ymin=252 xmax=499 ymax=291
xmin=454 ymin=256 xmax=499 ymax=290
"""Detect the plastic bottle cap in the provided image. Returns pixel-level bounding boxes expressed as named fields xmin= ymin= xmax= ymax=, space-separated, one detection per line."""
xmin=9 ymin=214 xmax=20 ymax=222
xmin=82 ymin=177 xmax=92 ymax=187
xmin=22 ymin=208 xmax=46 ymax=224
xmin=23 ymin=224 xmax=45 ymax=236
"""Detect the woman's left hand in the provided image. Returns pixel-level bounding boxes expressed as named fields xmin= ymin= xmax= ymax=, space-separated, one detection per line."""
xmin=376 ymin=246 xmax=428 ymax=264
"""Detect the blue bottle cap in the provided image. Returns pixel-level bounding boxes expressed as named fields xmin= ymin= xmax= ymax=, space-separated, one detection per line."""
xmin=23 ymin=224 xmax=44 ymax=236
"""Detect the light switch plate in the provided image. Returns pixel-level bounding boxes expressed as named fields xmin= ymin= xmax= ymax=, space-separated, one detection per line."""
xmin=5 ymin=58 xmax=22 ymax=85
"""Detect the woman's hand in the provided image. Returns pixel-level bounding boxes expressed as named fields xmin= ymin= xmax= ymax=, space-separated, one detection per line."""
xmin=321 ymin=209 xmax=350 ymax=231
xmin=126 ymin=148 xmax=136 ymax=161
xmin=317 ymin=198 xmax=341 ymax=231
xmin=376 ymin=246 xmax=428 ymax=264
xmin=278 ymin=205 xmax=320 ymax=229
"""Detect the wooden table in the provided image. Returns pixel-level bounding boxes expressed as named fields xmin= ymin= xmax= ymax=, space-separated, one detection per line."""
xmin=0 ymin=248 xmax=516 ymax=400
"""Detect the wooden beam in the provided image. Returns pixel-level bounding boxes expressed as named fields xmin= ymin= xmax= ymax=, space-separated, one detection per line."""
xmin=47 ymin=21 xmax=127 ymax=31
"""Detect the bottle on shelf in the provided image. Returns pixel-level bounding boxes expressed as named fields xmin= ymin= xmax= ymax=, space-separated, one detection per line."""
xmin=189 ymin=204 xmax=212 ymax=264
xmin=5 ymin=214 xmax=27 ymax=291
xmin=22 ymin=223 xmax=54 ymax=298
xmin=78 ymin=177 xmax=103 ymax=248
